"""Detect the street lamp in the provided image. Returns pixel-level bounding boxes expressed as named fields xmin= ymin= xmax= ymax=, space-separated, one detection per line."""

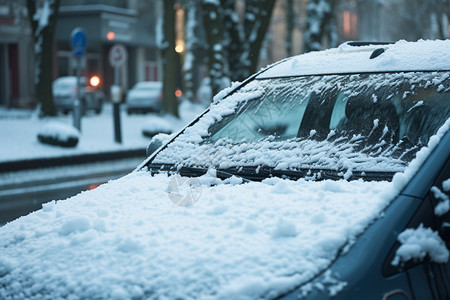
xmin=175 ymin=40 xmax=185 ymax=53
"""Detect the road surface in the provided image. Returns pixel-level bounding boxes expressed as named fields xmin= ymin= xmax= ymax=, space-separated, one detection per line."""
xmin=0 ymin=157 xmax=145 ymax=225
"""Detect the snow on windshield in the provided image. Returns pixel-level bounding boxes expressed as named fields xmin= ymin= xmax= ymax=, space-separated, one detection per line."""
xmin=152 ymin=72 xmax=450 ymax=176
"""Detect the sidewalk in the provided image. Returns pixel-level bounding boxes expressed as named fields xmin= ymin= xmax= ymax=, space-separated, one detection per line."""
xmin=0 ymin=101 xmax=204 ymax=167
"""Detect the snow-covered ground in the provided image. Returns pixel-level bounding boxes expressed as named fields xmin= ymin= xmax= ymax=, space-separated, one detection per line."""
xmin=0 ymin=101 xmax=205 ymax=163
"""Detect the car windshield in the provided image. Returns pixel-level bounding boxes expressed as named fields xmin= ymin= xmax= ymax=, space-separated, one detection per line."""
xmin=149 ymin=72 xmax=449 ymax=181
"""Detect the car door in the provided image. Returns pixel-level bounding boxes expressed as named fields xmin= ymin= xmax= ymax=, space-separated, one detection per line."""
xmin=382 ymin=141 xmax=450 ymax=300
xmin=408 ymin=157 xmax=450 ymax=299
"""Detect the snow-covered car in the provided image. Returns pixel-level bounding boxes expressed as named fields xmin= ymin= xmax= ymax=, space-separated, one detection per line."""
xmin=53 ymin=76 xmax=104 ymax=115
xmin=1 ymin=40 xmax=450 ymax=299
xmin=126 ymin=81 xmax=163 ymax=114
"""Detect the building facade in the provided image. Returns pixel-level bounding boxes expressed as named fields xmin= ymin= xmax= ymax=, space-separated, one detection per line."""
xmin=0 ymin=0 xmax=34 ymax=108
xmin=0 ymin=0 xmax=162 ymax=109
xmin=55 ymin=0 xmax=162 ymax=100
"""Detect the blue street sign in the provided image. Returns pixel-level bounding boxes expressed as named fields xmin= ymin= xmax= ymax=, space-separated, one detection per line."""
xmin=71 ymin=27 xmax=86 ymax=57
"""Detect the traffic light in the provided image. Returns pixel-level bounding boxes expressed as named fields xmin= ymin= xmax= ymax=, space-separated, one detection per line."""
xmin=89 ymin=75 xmax=100 ymax=87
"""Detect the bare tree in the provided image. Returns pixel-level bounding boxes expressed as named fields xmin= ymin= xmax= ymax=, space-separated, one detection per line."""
xmin=161 ymin=0 xmax=179 ymax=117
xmin=303 ymin=0 xmax=337 ymax=53
xmin=26 ymin=0 xmax=61 ymax=117
xmin=202 ymin=0 xmax=277 ymax=84
xmin=182 ymin=1 xmax=199 ymax=102
xmin=383 ymin=0 xmax=450 ymax=40
xmin=202 ymin=0 xmax=228 ymax=97
xmin=285 ymin=0 xmax=294 ymax=57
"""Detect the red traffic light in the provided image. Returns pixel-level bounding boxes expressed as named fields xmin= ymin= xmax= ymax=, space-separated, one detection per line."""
xmin=89 ymin=75 xmax=101 ymax=87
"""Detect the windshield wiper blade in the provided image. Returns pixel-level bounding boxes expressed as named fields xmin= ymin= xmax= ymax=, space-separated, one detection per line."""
xmin=148 ymin=164 xmax=395 ymax=182
xmin=179 ymin=166 xmax=252 ymax=183
xmin=147 ymin=164 xmax=252 ymax=183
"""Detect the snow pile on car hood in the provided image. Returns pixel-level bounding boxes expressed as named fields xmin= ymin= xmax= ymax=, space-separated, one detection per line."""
xmin=0 ymin=173 xmax=397 ymax=299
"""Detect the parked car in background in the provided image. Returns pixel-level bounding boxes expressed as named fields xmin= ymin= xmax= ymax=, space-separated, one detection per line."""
xmin=52 ymin=76 xmax=104 ymax=115
xmin=0 ymin=40 xmax=449 ymax=300
xmin=126 ymin=81 xmax=162 ymax=114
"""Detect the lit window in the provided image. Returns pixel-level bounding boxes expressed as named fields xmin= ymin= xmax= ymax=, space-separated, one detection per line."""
xmin=342 ymin=10 xmax=357 ymax=39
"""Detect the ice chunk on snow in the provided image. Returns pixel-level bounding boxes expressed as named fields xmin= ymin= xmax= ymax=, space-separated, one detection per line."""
xmin=392 ymin=224 xmax=449 ymax=266
xmin=431 ymin=186 xmax=450 ymax=216
xmin=443 ymin=178 xmax=450 ymax=192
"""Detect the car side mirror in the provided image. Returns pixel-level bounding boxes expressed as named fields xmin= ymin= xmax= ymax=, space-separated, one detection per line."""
xmin=146 ymin=133 xmax=171 ymax=156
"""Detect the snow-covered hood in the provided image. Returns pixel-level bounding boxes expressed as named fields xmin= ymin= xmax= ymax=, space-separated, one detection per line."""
xmin=0 ymin=172 xmax=398 ymax=299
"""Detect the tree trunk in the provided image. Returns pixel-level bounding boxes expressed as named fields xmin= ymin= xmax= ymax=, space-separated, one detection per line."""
xmin=161 ymin=0 xmax=179 ymax=117
xmin=285 ymin=0 xmax=294 ymax=57
xmin=303 ymin=0 xmax=337 ymax=53
xmin=26 ymin=0 xmax=60 ymax=117
xmin=244 ymin=0 xmax=276 ymax=76
xmin=221 ymin=0 xmax=249 ymax=81
xmin=202 ymin=0 xmax=227 ymax=97
xmin=182 ymin=2 xmax=197 ymax=103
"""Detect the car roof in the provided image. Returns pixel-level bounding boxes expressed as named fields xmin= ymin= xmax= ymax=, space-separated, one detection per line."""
xmin=134 ymin=81 xmax=162 ymax=88
xmin=54 ymin=76 xmax=87 ymax=84
xmin=257 ymin=39 xmax=450 ymax=79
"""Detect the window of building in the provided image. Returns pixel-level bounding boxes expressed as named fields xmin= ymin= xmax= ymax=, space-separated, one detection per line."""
xmin=342 ymin=10 xmax=358 ymax=39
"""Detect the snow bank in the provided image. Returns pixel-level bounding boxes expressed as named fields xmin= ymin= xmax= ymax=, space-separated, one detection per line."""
xmin=0 ymin=173 xmax=394 ymax=299
xmin=37 ymin=122 xmax=80 ymax=147
xmin=391 ymin=224 xmax=449 ymax=266
xmin=38 ymin=122 xmax=80 ymax=142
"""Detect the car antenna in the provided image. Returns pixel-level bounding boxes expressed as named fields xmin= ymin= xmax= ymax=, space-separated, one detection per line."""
xmin=370 ymin=48 xmax=385 ymax=59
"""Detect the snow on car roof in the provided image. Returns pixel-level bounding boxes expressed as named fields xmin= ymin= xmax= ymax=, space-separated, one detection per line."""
xmin=257 ymin=39 xmax=450 ymax=79
xmin=134 ymin=81 xmax=163 ymax=89
xmin=53 ymin=76 xmax=86 ymax=85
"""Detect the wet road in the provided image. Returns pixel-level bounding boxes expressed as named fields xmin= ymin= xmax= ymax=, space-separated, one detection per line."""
xmin=0 ymin=157 xmax=145 ymax=225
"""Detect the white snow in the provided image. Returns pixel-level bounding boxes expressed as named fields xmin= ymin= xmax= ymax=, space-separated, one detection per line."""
xmin=151 ymin=72 xmax=449 ymax=175
xmin=0 ymin=101 xmax=204 ymax=163
xmin=1 ymin=39 xmax=449 ymax=299
xmin=258 ymin=40 xmax=450 ymax=79
xmin=443 ymin=178 xmax=450 ymax=192
xmin=0 ymin=172 xmax=395 ymax=299
xmin=431 ymin=185 xmax=450 ymax=216
xmin=391 ymin=224 xmax=449 ymax=266
xmin=1 ymin=115 xmax=448 ymax=298
xmin=37 ymin=122 xmax=80 ymax=142
xmin=141 ymin=115 xmax=178 ymax=134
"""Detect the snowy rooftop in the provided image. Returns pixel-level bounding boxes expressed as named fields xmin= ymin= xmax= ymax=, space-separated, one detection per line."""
xmin=257 ymin=39 xmax=450 ymax=78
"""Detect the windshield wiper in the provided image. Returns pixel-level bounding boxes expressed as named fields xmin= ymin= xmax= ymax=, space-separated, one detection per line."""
xmin=219 ymin=166 xmax=395 ymax=182
xmin=147 ymin=164 xmax=252 ymax=183
xmin=179 ymin=166 xmax=252 ymax=183
xmin=148 ymin=164 xmax=395 ymax=182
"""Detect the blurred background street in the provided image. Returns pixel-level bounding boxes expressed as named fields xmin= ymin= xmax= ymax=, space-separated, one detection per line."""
xmin=0 ymin=101 xmax=203 ymax=224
